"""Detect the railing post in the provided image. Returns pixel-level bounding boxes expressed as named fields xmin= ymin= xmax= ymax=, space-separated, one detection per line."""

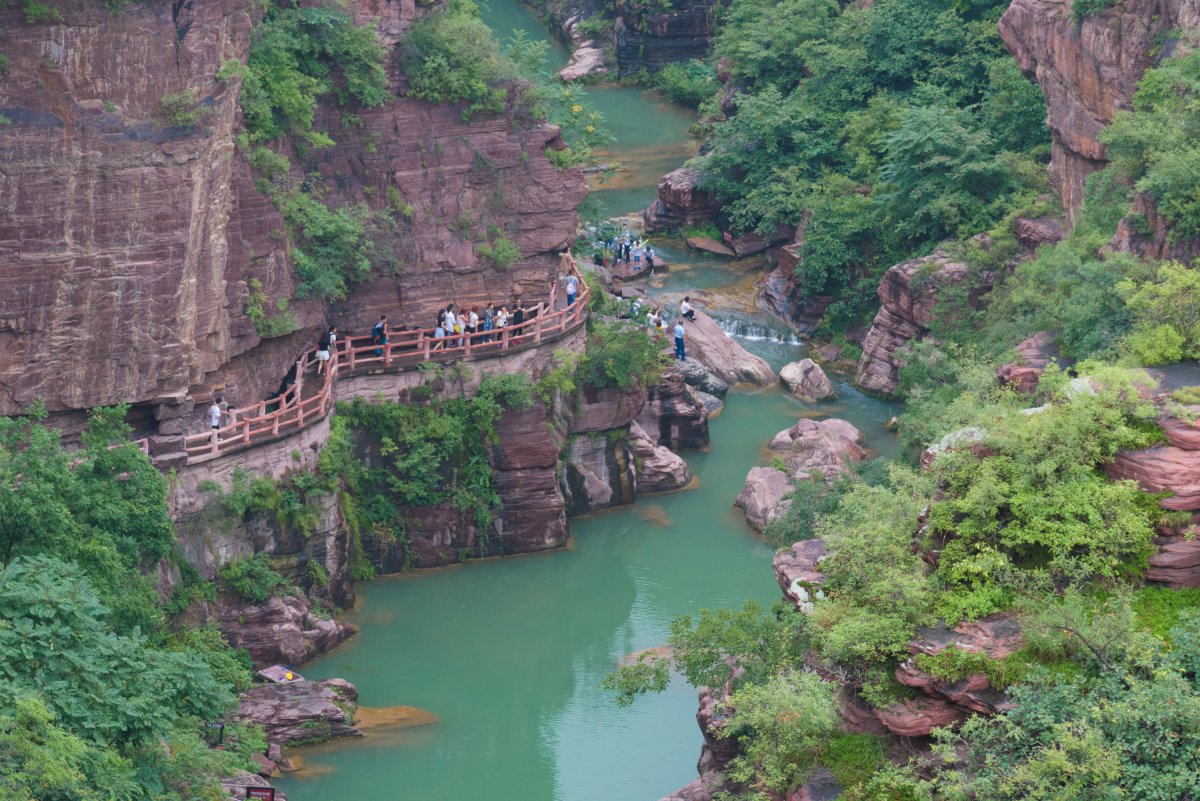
xmin=422 ymin=331 xmax=430 ymax=360
xmin=384 ymin=338 xmax=393 ymax=367
xmin=210 ymin=430 xmax=219 ymax=456
xmin=536 ymin=306 xmax=543 ymax=344
xmin=273 ymin=413 xmax=280 ymax=436
xmin=346 ymin=339 xmax=354 ymax=372
xmin=465 ymin=331 xmax=473 ymax=356
xmin=295 ymin=359 xmax=304 ymax=402
xmin=242 ymin=419 xmax=250 ymax=444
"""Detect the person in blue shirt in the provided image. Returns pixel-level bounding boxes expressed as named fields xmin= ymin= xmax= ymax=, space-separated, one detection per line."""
xmin=674 ymin=320 xmax=686 ymax=361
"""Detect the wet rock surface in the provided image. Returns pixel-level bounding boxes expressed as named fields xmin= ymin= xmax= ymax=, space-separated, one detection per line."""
xmin=637 ymin=370 xmax=711 ymax=450
xmin=562 ymin=433 xmax=637 ymax=515
xmin=683 ymin=312 xmax=776 ymax=387
xmin=773 ymin=539 xmax=827 ymax=610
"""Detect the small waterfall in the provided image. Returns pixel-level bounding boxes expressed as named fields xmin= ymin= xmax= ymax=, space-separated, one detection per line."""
xmin=709 ymin=313 xmax=803 ymax=345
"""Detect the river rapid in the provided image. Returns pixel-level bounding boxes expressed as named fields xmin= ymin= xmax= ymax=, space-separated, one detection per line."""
xmin=275 ymin=5 xmax=899 ymax=799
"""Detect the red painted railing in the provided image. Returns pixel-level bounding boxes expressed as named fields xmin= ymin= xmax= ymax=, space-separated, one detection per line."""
xmin=182 ymin=256 xmax=589 ymax=464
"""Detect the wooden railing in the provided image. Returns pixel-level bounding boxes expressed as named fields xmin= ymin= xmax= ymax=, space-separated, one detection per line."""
xmin=182 ymin=256 xmax=590 ymax=464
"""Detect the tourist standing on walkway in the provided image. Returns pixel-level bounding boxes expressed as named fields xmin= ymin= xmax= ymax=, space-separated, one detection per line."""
xmin=372 ymin=314 xmax=389 ymax=356
xmin=468 ymin=307 xmax=480 ymax=341
xmin=645 ymin=247 xmax=655 ymax=271
xmin=317 ymin=325 xmax=336 ymax=376
xmin=484 ymin=303 xmax=495 ymax=342
xmin=512 ymin=301 xmax=525 ymax=342
xmin=674 ymin=319 xmax=686 ymax=361
xmin=680 ymin=297 xmax=696 ymax=321
xmin=565 ymin=272 xmax=579 ymax=307
xmin=209 ymin=397 xmax=225 ymax=431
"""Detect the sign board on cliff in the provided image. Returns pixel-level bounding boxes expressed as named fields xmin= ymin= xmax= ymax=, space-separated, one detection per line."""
xmin=245 ymin=788 xmax=275 ymax=800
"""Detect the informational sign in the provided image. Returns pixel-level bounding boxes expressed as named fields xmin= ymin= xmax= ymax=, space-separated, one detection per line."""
xmin=245 ymin=788 xmax=275 ymax=800
xmin=204 ymin=722 xmax=225 ymax=745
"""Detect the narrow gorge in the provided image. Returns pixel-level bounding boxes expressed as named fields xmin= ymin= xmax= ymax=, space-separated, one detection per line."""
xmin=4 ymin=0 xmax=1200 ymax=798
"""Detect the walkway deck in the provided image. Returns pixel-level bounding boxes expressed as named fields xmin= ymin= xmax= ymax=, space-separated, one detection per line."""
xmin=182 ymin=257 xmax=590 ymax=465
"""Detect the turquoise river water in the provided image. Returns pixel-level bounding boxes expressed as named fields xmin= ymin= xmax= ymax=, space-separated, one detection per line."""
xmin=276 ymin=5 xmax=899 ymax=799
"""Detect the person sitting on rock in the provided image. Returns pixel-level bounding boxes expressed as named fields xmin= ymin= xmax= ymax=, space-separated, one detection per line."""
xmin=680 ymin=297 xmax=696 ymax=321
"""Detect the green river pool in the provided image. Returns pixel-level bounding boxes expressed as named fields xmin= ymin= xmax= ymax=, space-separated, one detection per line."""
xmin=275 ymin=5 xmax=899 ymax=798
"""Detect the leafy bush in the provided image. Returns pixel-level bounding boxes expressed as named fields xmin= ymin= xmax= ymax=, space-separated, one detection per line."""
xmin=245 ymin=277 xmax=297 ymax=338
xmin=218 ymin=554 xmax=292 ymax=604
xmin=231 ymin=1 xmax=388 ymax=147
xmin=476 ymin=235 xmax=520 ymax=269
xmin=401 ymin=0 xmax=511 ymax=119
xmin=655 ymin=60 xmax=718 ymax=108
xmin=1117 ymin=261 xmax=1200 ymax=365
xmin=577 ymin=320 xmax=670 ymax=391
xmin=155 ymin=89 xmax=212 ymax=129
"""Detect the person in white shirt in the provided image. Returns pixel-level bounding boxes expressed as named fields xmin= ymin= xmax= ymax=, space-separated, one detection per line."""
xmin=680 ymin=297 xmax=695 ymax=321
xmin=209 ymin=398 xmax=224 ymax=430
xmin=674 ymin=320 xmax=686 ymax=361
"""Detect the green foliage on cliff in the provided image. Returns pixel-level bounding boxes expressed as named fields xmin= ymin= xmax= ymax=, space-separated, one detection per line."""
xmin=328 ymin=376 xmax=533 ymax=550
xmin=687 ymin=0 xmax=1049 ymax=328
xmin=0 ymin=409 xmax=267 ymax=798
xmin=231 ymin=0 xmax=389 ymax=148
xmin=578 ymin=320 xmax=670 ymax=391
xmin=218 ymin=553 xmax=294 ymax=603
xmin=401 ymin=0 xmax=510 ymax=119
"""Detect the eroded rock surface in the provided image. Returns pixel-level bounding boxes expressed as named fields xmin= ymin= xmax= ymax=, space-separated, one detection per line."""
xmin=1147 ymin=531 xmax=1200 ymax=588
xmin=773 ymin=538 xmax=827 ymax=611
xmin=1107 ymin=447 xmax=1200 ymax=511
xmin=856 ymin=252 xmax=992 ymax=395
xmin=629 ymin=421 xmax=693 ymax=493
xmin=237 ymin=678 xmax=361 ymax=747
xmin=873 ymin=696 xmax=967 ymax=738
xmin=642 ymin=166 xmax=720 ymax=232
xmin=219 ymin=595 xmax=357 ymax=668
xmin=614 ymin=0 xmax=714 ymax=76
xmin=997 ymin=332 xmax=1061 ymax=394
xmin=734 ymin=466 xmax=793 ymax=532
xmin=683 ymin=312 xmax=776 ymax=387
xmin=563 ymin=433 xmax=637 ymax=514
xmin=637 ymin=371 xmax=711 ymax=449
xmin=768 ymin=418 xmax=866 ymax=480
xmin=998 ymin=0 xmax=1197 ymax=221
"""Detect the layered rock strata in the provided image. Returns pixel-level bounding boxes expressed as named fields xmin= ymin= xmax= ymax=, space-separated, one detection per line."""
xmin=0 ymin=0 xmax=587 ymax=442
xmin=856 ymin=251 xmax=993 ymax=395
xmin=996 ymin=332 xmax=1062 ymax=394
xmin=218 ymin=594 xmax=357 ymax=668
xmin=642 ymin=166 xmax=720 ymax=232
xmin=637 ymin=370 xmax=711 ymax=449
xmin=614 ymin=0 xmax=715 ymax=76
xmin=998 ymin=0 xmax=1198 ymax=221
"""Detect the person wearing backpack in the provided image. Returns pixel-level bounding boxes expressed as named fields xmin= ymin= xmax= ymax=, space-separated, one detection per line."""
xmin=371 ymin=314 xmax=388 ymax=357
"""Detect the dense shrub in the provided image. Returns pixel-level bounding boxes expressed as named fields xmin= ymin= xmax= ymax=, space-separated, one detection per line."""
xmin=401 ymin=0 xmax=511 ymax=119
xmin=654 ymin=60 xmax=718 ymax=108
xmin=577 ymin=320 xmax=670 ymax=390
xmin=218 ymin=554 xmax=292 ymax=604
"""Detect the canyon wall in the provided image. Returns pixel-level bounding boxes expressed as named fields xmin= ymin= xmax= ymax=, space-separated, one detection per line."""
xmin=0 ymin=0 xmax=586 ymax=441
xmin=998 ymin=0 xmax=1200 ymax=221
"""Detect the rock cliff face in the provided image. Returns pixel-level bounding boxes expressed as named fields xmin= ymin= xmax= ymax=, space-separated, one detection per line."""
xmin=998 ymin=0 xmax=1200 ymax=221
xmin=614 ymin=0 xmax=715 ymax=76
xmin=855 ymin=251 xmax=993 ymax=395
xmin=0 ymin=1 xmax=587 ymax=440
xmin=218 ymin=594 xmax=358 ymax=668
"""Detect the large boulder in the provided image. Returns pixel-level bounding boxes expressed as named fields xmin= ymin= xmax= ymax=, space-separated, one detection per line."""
xmin=676 ymin=357 xmax=729 ymax=398
xmin=642 ymin=166 xmax=720 ymax=232
xmin=682 ymin=312 xmax=776 ymax=387
xmin=768 ymin=418 xmax=866 ymax=480
xmin=569 ymin=384 xmax=648 ymax=434
xmin=780 ymin=359 xmax=836 ymax=403
xmin=237 ymin=678 xmax=361 ymax=747
xmin=628 ymin=422 xmax=693 ymax=493
xmin=856 ymin=252 xmax=993 ymax=395
xmin=895 ymin=615 xmax=1025 ymax=717
xmin=218 ymin=594 xmax=356 ymax=669
xmin=734 ymin=466 xmax=793 ymax=533
xmin=773 ymin=538 xmax=827 ymax=612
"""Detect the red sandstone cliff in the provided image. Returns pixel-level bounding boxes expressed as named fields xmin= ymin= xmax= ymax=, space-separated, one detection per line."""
xmin=0 ymin=0 xmax=587 ymax=437
xmin=998 ymin=0 xmax=1200 ymax=222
